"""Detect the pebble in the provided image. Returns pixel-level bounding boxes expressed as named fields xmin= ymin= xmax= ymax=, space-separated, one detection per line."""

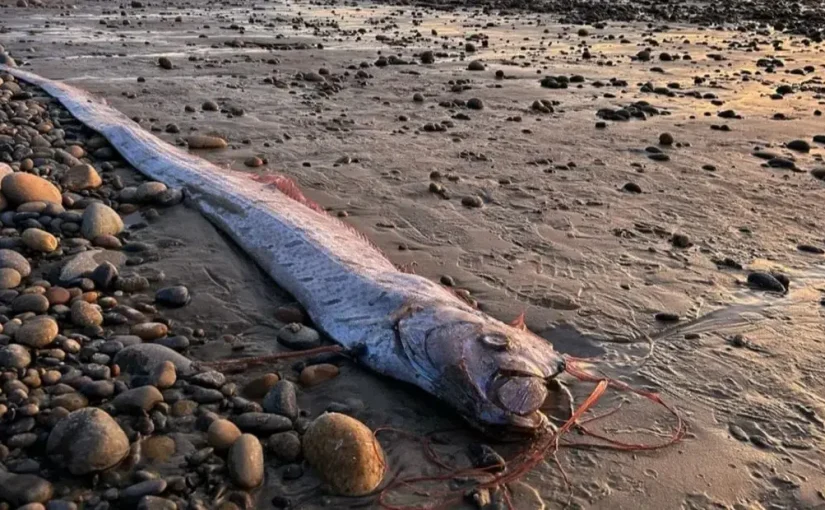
xmin=0 ymin=472 xmax=53 ymax=506
xmin=1 ymin=173 xmax=62 ymax=205
xmin=0 ymin=248 xmax=31 ymax=277
xmin=303 ymin=413 xmax=385 ymax=496
xmin=16 ymin=316 xmax=59 ymax=348
xmin=228 ymin=434 xmax=264 ymax=489
xmin=277 ymin=323 xmax=321 ymax=350
xmin=0 ymin=343 xmax=31 ymax=369
xmin=112 ymin=385 xmax=164 ymax=413
xmin=22 ymin=228 xmax=58 ymax=252
xmin=63 ymin=164 xmax=102 ymax=191
xmin=155 ymin=285 xmax=190 ymax=307
xmin=0 ymin=267 xmax=21 ymax=289
xmin=300 ymin=363 xmax=340 ymax=386
xmin=262 ymin=380 xmax=299 ymax=420
xmin=136 ymin=182 xmax=168 ymax=202
xmin=747 ymin=272 xmax=787 ymax=293
xmin=232 ymin=412 xmax=293 ymax=434
xmin=787 ymin=139 xmax=810 ymax=152
xmin=267 ymin=431 xmax=302 ymax=462
xmin=132 ymin=322 xmax=169 ymax=341
xmin=114 ymin=343 xmax=193 ymax=376
xmin=187 ymin=135 xmax=228 ymax=149
xmin=47 ymin=408 xmax=130 ymax=475
xmin=148 ymin=360 xmax=176 ymax=389
xmin=158 ymin=57 xmax=173 ymax=70
xmin=81 ymin=203 xmax=124 ymax=240
xmin=71 ymin=299 xmax=103 ymax=327
xmin=12 ymin=293 xmax=50 ymax=313
xmin=121 ymin=479 xmax=167 ymax=502
xmin=207 ymin=419 xmax=242 ymax=451
xmin=91 ymin=261 xmax=119 ymax=290
xmin=242 ymin=373 xmax=280 ymax=399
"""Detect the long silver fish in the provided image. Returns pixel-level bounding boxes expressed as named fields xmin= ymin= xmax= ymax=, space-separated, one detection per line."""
xmin=1 ymin=65 xmax=566 ymax=434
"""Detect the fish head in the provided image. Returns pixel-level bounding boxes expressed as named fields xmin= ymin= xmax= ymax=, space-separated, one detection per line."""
xmin=399 ymin=305 xmax=566 ymax=435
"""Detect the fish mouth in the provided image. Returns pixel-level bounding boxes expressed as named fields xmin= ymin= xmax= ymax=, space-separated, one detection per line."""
xmin=489 ymin=369 xmax=554 ymax=414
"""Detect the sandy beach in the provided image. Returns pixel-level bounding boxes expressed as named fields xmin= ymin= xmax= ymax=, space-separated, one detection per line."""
xmin=2 ymin=0 xmax=825 ymax=508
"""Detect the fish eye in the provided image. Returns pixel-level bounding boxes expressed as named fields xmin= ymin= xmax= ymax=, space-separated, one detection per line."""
xmin=478 ymin=333 xmax=510 ymax=350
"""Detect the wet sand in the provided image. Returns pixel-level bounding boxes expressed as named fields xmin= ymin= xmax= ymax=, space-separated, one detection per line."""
xmin=3 ymin=1 xmax=825 ymax=508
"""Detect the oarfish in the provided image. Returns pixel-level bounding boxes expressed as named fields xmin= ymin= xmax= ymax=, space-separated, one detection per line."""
xmin=1 ymin=66 xmax=566 ymax=434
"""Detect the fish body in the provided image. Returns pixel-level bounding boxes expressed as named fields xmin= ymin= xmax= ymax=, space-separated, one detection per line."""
xmin=2 ymin=66 xmax=566 ymax=434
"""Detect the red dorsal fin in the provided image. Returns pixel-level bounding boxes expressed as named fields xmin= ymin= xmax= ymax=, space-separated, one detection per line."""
xmin=251 ymin=174 xmax=327 ymax=214
xmin=509 ymin=312 xmax=527 ymax=331
xmin=249 ymin=173 xmax=393 ymax=262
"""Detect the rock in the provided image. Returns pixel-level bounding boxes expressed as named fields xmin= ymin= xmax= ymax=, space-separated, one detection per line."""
xmin=47 ymin=408 xmax=130 ymax=475
xmin=149 ymin=361 xmax=176 ymax=389
xmin=132 ymin=322 xmax=168 ymax=341
xmin=267 ymin=431 xmax=302 ymax=462
xmin=208 ymin=419 xmax=242 ymax=451
xmin=466 ymin=98 xmax=483 ymax=110
xmin=114 ymin=343 xmax=194 ymax=376
xmin=747 ymin=272 xmax=786 ymax=293
xmin=121 ymin=479 xmax=167 ymax=502
xmin=71 ymin=300 xmax=103 ymax=327
xmin=787 ymin=139 xmax=810 ymax=152
xmin=137 ymin=496 xmax=176 ymax=510
xmin=0 ymin=343 xmax=31 ymax=369
xmin=158 ymin=57 xmax=172 ymax=70
xmin=112 ymin=386 xmax=163 ymax=413
xmin=0 ymin=267 xmax=21 ymax=289
xmin=12 ymin=293 xmax=49 ymax=313
xmin=242 ymin=373 xmax=279 ymax=399
xmin=81 ymin=203 xmax=124 ymax=240
xmin=262 ymin=380 xmax=299 ymax=420
xmin=135 ymin=182 xmax=167 ymax=203
xmin=300 ymin=364 xmax=340 ymax=386
xmin=21 ymin=228 xmax=58 ymax=252
xmin=303 ymin=413 xmax=385 ymax=496
xmin=0 ymin=248 xmax=31 ymax=277
xmin=16 ymin=316 xmax=59 ymax=348
xmin=277 ymin=323 xmax=320 ymax=350
xmin=232 ymin=412 xmax=292 ymax=434
xmin=228 ymin=434 xmax=264 ymax=489
xmin=59 ymin=250 xmax=125 ymax=283
xmin=91 ymin=261 xmax=119 ymax=290
xmin=0 ymin=472 xmax=53 ymax=506
xmin=202 ymin=101 xmax=219 ymax=111
xmin=659 ymin=133 xmax=674 ymax=145
xmin=52 ymin=392 xmax=89 ymax=412
xmin=62 ymin=164 xmax=102 ymax=191
xmin=622 ymin=182 xmax=642 ymax=193
xmin=1 ymin=173 xmax=62 ymax=205
xmin=467 ymin=60 xmax=485 ymax=71
xmin=155 ymin=286 xmax=190 ymax=307
xmin=187 ymin=135 xmax=227 ymax=149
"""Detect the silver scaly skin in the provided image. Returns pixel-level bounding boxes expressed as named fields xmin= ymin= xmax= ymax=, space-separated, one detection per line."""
xmin=1 ymin=65 xmax=566 ymax=434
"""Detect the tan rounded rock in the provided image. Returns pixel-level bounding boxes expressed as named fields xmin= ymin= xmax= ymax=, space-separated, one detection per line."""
xmin=47 ymin=408 xmax=129 ymax=475
xmin=0 ymin=267 xmax=21 ymax=290
xmin=208 ymin=419 xmax=242 ymax=451
xmin=70 ymin=300 xmax=103 ymax=327
xmin=187 ymin=134 xmax=227 ymax=149
xmin=21 ymin=228 xmax=58 ymax=253
xmin=62 ymin=164 xmax=102 ymax=191
xmin=148 ymin=360 xmax=176 ymax=389
xmin=303 ymin=413 xmax=385 ymax=496
xmin=227 ymin=434 xmax=264 ymax=489
xmin=15 ymin=316 xmax=59 ymax=348
xmin=299 ymin=363 xmax=340 ymax=386
xmin=131 ymin=322 xmax=168 ymax=341
xmin=242 ymin=373 xmax=280 ymax=399
xmin=81 ymin=202 xmax=124 ymax=240
xmin=1 ymin=173 xmax=62 ymax=205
